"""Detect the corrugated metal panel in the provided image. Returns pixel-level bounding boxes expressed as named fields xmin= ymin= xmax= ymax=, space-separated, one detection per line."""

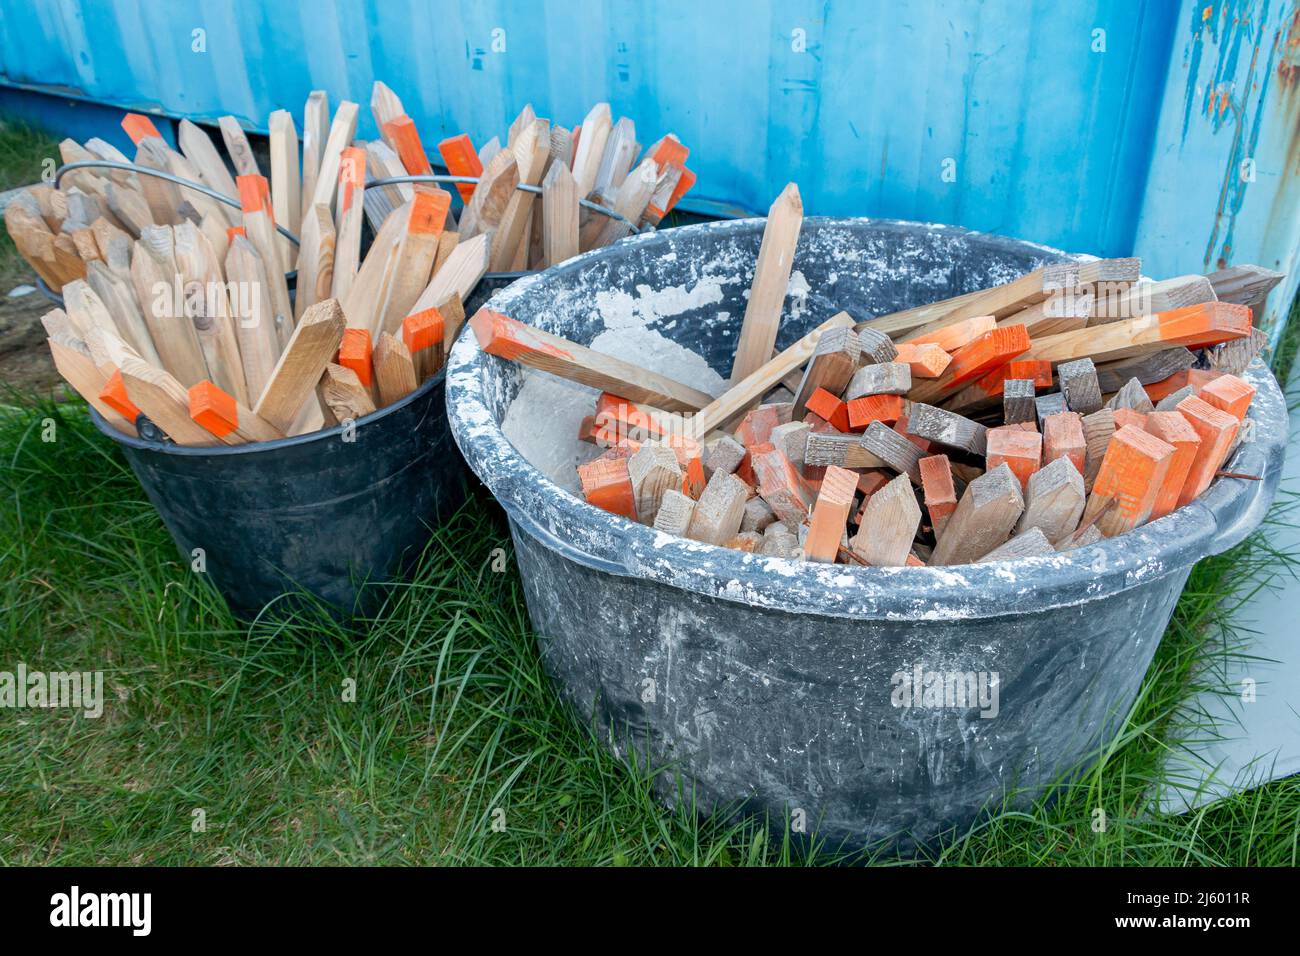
xmin=1134 ymin=0 xmax=1300 ymax=340
xmin=1 ymin=1 xmax=1295 ymax=333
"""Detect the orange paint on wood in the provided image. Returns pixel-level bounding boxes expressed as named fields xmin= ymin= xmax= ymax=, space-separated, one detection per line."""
xmin=650 ymin=137 xmax=690 ymax=170
xmin=226 ymin=226 xmax=246 ymax=243
xmin=1042 ymin=411 xmax=1085 ymax=474
xmin=409 ymin=188 xmax=451 ymax=236
xmin=402 ymin=308 xmax=444 ymax=354
xmin=384 ymin=116 xmax=433 ymax=176
xmin=682 ymin=456 xmax=706 ymax=499
xmin=918 ymin=454 xmax=958 ymax=536
xmin=1175 ymin=396 xmax=1240 ymax=507
xmin=1199 ymin=373 xmax=1256 ymax=421
xmin=946 ymin=325 xmax=1032 ymax=388
xmin=237 ymin=174 xmax=271 ymax=214
xmin=734 ymin=405 xmax=780 ymax=448
xmin=338 ymin=327 xmax=373 ymax=387
xmin=1007 ymin=360 xmax=1053 ymax=389
xmin=750 ymin=441 xmax=814 ymax=525
xmin=986 ymin=427 xmax=1042 ymax=491
xmin=1144 ymin=411 xmax=1201 ymax=520
xmin=1155 ymin=301 xmax=1252 ymax=348
xmin=577 ymin=456 xmax=638 ymax=520
xmin=187 ymin=380 xmax=238 ymax=437
xmin=1144 ymin=368 xmax=1223 ymax=403
xmin=121 ymin=113 xmax=163 ymax=145
xmin=804 ymin=387 xmax=850 ymax=432
xmin=665 ymin=167 xmax=696 ymax=213
xmin=98 ymin=369 xmax=141 ymax=421
xmin=437 ymin=133 xmax=483 ymax=204
xmin=847 ymin=393 xmax=906 ymax=430
xmin=470 ymin=309 xmax=574 ymax=363
xmin=804 ymin=465 xmax=858 ymax=562
xmin=337 ymin=148 xmax=366 ymax=212
xmin=1090 ymin=424 xmax=1175 ymax=532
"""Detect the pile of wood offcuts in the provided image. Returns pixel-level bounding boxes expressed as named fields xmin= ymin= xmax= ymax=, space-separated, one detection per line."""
xmin=473 ymin=183 xmax=1280 ymax=567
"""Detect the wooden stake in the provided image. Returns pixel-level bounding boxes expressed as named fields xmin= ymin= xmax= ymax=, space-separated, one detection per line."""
xmin=1175 ymin=396 xmax=1239 ymax=507
xmin=910 ymin=325 xmax=1031 ymax=405
xmin=459 ymin=148 xmax=518 ymax=240
xmin=373 ymin=331 xmax=419 ymax=406
xmin=330 ymin=148 xmax=367 ymax=301
xmin=129 ymin=226 xmax=209 ymax=386
xmin=218 ymin=116 xmax=260 ymax=176
xmin=930 ymin=463 xmax=1025 ymax=565
xmin=174 ymin=221 xmax=249 ymax=406
xmin=802 ymin=465 xmax=857 ymax=562
xmin=438 ymin=133 xmax=483 ymax=205
xmin=628 ymin=443 xmax=683 ymax=525
xmin=177 ymin=118 xmax=238 ymax=200
xmin=1015 ymin=456 xmax=1084 ymax=543
xmin=224 ymin=234 xmax=284 ymax=399
xmin=308 ymin=100 xmax=359 ymax=217
xmin=255 ymin=298 xmax=346 ymax=433
xmin=919 ymin=454 xmax=958 ymax=539
xmin=375 ymin=189 xmax=451 ymax=336
xmin=293 ymin=203 xmax=336 ymax=322
xmin=268 ymin=109 xmax=301 ymax=263
xmin=299 ymin=91 xmax=330 ymax=232
xmin=188 ymin=379 xmax=283 ymax=444
xmin=852 ymin=473 xmax=921 ymax=567
xmin=570 ymin=103 xmax=612 ymax=198
xmin=1080 ymin=424 xmax=1174 ymax=536
xmin=237 ymin=174 xmax=293 ymax=348
xmin=403 ymin=308 xmax=445 ymax=383
xmin=690 ymin=311 xmax=854 ymax=436
xmin=317 ymin=363 xmax=377 ymax=424
xmin=470 ymin=308 xmax=714 ymax=412
xmin=119 ymin=355 xmax=220 ymax=445
xmin=1042 ymin=411 xmax=1086 ymax=475
xmin=541 ymin=160 xmax=579 ymax=266
xmin=1143 ymin=411 xmax=1201 ymax=520
xmin=730 ymin=183 xmax=802 ymax=384
xmin=412 ymin=233 xmax=490 ymax=317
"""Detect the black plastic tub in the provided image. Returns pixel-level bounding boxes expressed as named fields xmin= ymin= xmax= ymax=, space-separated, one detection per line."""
xmin=445 ymin=217 xmax=1288 ymax=853
xmin=91 ymin=368 xmax=466 ymax=620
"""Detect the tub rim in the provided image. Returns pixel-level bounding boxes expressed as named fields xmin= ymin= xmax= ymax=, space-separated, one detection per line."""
xmin=445 ymin=216 xmax=1287 ymax=621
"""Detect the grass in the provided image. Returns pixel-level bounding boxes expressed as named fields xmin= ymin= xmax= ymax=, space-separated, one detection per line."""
xmin=1 ymin=117 xmax=1298 ymax=866
xmin=1 ymin=334 xmax=1296 ymax=865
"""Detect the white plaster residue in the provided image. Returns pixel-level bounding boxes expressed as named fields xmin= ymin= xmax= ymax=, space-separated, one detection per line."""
xmin=594 ymin=279 xmax=729 ymax=330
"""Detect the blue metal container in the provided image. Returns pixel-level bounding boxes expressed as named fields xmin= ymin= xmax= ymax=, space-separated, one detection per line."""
xmin=1 ymin=1 xmax=1295 ymax=335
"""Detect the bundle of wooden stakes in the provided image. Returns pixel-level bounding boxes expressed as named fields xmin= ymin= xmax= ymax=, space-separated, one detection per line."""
xmin=7 ymin=82 xmax=694 ymax=445
xmin=472 ymin=182 xmax=1281 ymax=566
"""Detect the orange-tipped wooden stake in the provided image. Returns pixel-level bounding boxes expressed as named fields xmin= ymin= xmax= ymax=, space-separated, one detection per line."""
xmin=1080 ymin=424 xmax=1175 ymax=536
xmin=577 ymin=456 xmax=638 ymax=521
xmin=904 ymin=314 xmax=995 ymax=351
xmin=338 ymin=327 xmax=373 ymax=390
xmin=119 ymin=356 xmax=220 ymax=446
xmin=804 ymin=465 xmax=858 ymax=562
xmin=911 ymin=325 xmax=1032 ymax=405
xmin=226 ymin=225 xmax=246 ymax=243
xmin=893 ymin=342 xmax=951 ymax=379
xmin=919 ymin=454 xmax=958 ymax=539
xmin=121 ymin=113 xmax=163 ymax=146
xmin=330 ymin=147 xmax=368 ymax=301
xmin=438 ymin=133 xmax=483 ymax=204
xmin=986 ymin=427 xmax=1042 ymax=492
xmin=374 ymin=188 xmax=451 ymax=336
xmin=469 ymin=308 xmax=713 ymax=412
xmin=98 ymin=368 xmax=142 ymax=422
xmin=383 ymin=115 xmax=433 ymax=175
xmin=236 ymin=173 xmax=293 ymax=348
xmin=1198 ymin=373 xmax=1256 ymax=421
xmin=665 ymin=167 xmax=696 ymax=214
xmin=1023 ymin=302 xmax=1252 ymax=367
xmin=188 ymin=380 xmax=284 ymax=444
xmin=1144 ymin=411 xmax=1201 ymax=520
xmin=1042 ymin=411 xmax=1086 ymax=475
xmin=847 ymin=394 xmax=906 ymax=431
xmin=255 ymin=298 xmax=347 ymax=434
xmin=403 ymin=308 xmax=445 ymax=383
xmin=1175 ymin=395 xmax=1240 ymax=507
